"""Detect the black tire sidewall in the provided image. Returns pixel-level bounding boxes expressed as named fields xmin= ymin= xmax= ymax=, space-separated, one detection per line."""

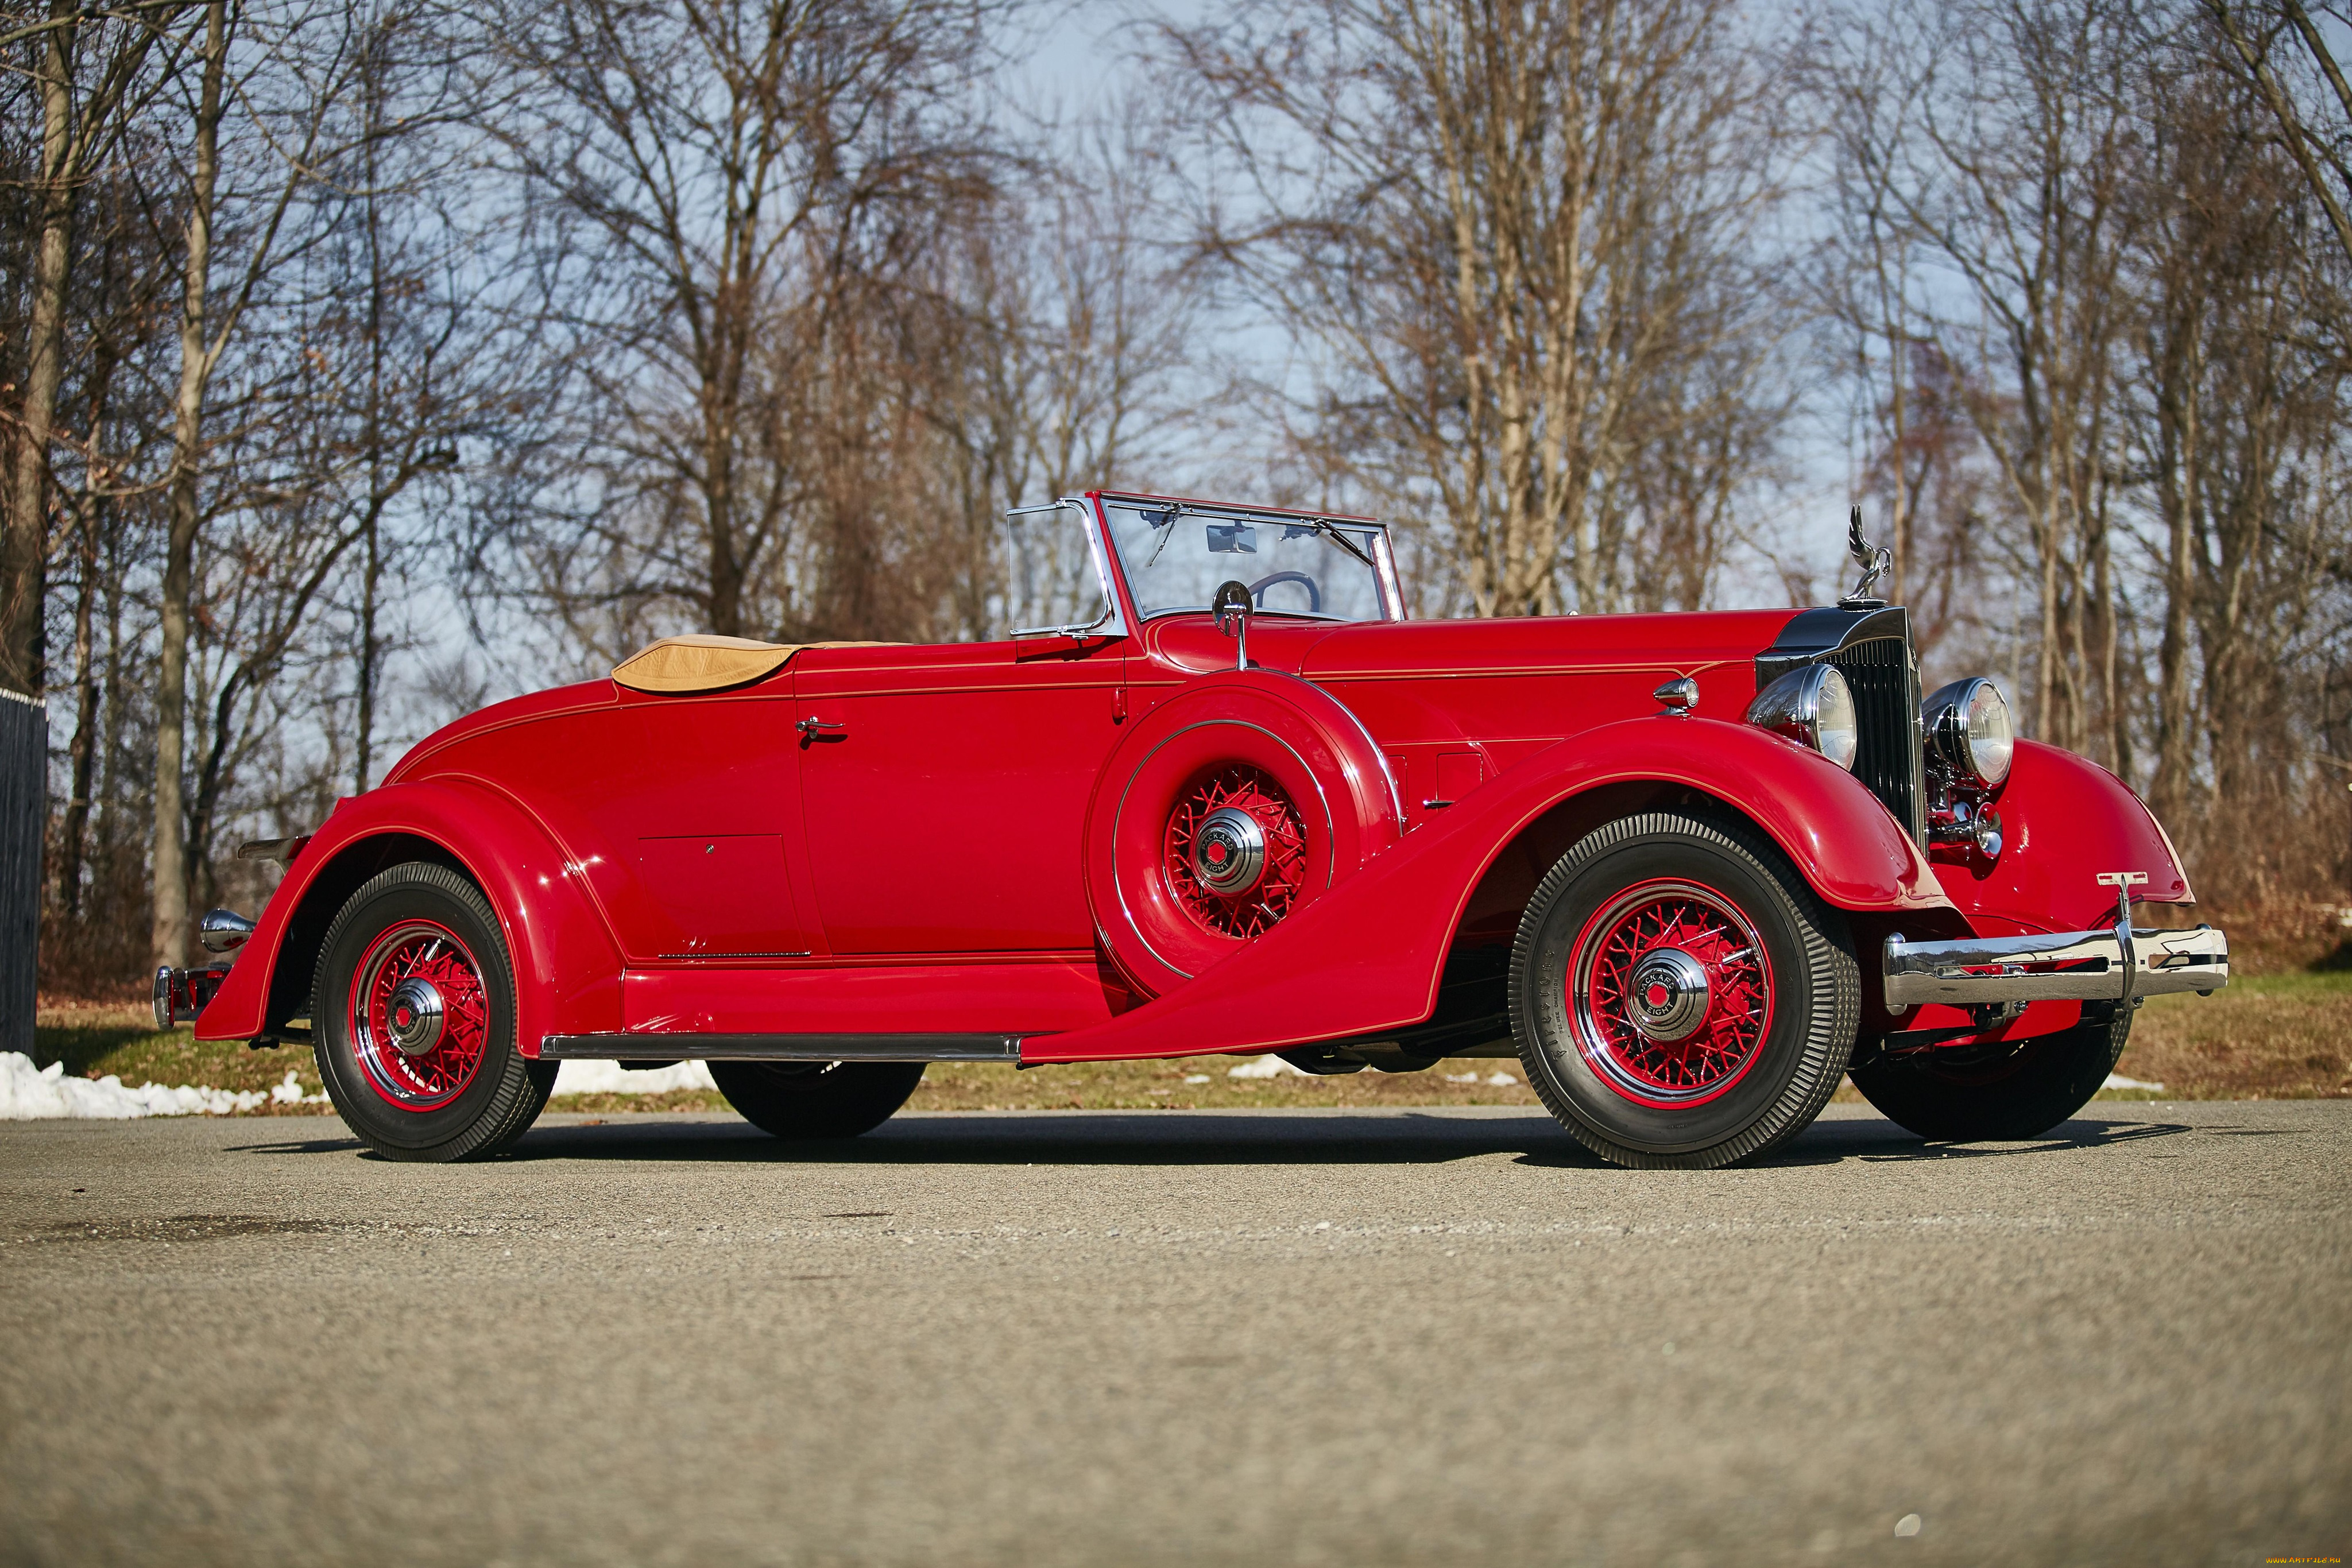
xmin=709 ymin=1060 xmax=925 ymax=1139
xmin=313 ymin=868 xmax=523 ymax=1155
xmin=1850 ymin=1008 xmax=2131 ymax=1142
xmin=1517 ymin=821 xmax=1835 ymax=1158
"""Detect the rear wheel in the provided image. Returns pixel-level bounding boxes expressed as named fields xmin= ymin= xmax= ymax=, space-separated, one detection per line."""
xmin=710 ymin=1060 xmax=925 ymax=1139
xmin=1510 ymin=811 xmax=1859 ymax=1169
xmin=1848 ymin=1006 xmax=2131 ymax=1141
xmin=312 ymin=861 xmax=556 ymax=1162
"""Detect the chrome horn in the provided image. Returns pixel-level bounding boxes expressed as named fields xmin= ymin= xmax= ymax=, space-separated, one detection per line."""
xmin=199 ymin=908 xmax=256 ymax=955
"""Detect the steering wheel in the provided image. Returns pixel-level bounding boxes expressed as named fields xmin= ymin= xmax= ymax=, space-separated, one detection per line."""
xmin=1247 ymin=570 xmax=1322 ymax=613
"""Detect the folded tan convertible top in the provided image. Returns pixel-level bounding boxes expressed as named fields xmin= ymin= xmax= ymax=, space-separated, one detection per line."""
xmin=610 ymin=634 xmax=893 ymax=694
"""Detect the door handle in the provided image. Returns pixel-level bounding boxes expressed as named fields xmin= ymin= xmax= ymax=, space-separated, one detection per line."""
xmin=796 ymin=717 xmax=846 ymax=741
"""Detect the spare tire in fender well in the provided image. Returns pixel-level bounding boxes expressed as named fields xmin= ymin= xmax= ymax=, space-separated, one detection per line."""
xmin=1085 ymin=670 xmax=1403 ymax=998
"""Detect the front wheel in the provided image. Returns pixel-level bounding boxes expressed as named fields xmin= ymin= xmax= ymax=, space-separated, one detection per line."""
xmin=710 ymin=1060 xmax=926 ymax=1139
xmin=1509 ymin=811 xmax=1860 ymax=1169
xmin=1847 ymin=1006 xmax=2131 ymax=1141
xmin=312 ymin=861 xmax=556 ymax=1162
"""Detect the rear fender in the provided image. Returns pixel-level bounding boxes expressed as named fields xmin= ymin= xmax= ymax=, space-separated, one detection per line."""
xmin=194 ymin=779 xmax=623 ymax=1054
xmin=1024 ymin=717 xmax=1953 ymax=1062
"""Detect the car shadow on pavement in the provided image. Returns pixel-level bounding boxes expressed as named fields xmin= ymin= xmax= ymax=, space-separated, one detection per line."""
xmin=1759 ymin=1114 xmax=2200 ymax=1166
xmin=229 ymin=1108 xmax=2206 ymax=1167
xmin=493 ymin=1110 xmax=1607 ymax=1167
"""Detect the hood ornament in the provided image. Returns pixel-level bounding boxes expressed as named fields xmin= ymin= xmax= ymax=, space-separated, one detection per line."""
xmin=1840 ymin=505 xmax=1892 ymax=609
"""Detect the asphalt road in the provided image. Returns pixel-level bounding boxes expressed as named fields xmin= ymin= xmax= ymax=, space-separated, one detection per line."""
xmin=2 ymin=1100 xmax=2346 ymax=1568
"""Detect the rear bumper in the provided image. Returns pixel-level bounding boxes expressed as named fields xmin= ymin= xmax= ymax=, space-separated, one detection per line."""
xmin=1883 ymin=920 xmax=2229 ymax=1009
xmin=153 ymin=964 xmax=231 ymax=1029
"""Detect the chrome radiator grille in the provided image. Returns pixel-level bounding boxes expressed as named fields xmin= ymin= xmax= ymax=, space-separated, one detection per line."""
xmin=1824 ymin=636 xmax=1925 ymax=845
xmin=1755 ymin=606 xmax=1926 ymax=847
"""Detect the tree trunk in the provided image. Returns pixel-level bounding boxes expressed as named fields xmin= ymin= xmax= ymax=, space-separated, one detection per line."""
xmin=2152 ymin=356 xmax=2199 ymax=821
xmin=2 ymin=0 xmax=83 ymax=698
xmin=152 ymin=0 xmax=228 ymax=972
xmin=60 ymin=498 xmax=99 ymax=916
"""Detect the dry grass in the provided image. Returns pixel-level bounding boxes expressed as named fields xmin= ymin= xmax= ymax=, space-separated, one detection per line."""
xmin=2110 ymin=973 xmax=2352 ymax=1099
xmin=30 ymin=973 xmax=2352 ymax=1117
xmin=904 ymin=1056 xmax=1542 ymax=1111
xmin=542 ymin=1058 xmax=1540 ymax=1115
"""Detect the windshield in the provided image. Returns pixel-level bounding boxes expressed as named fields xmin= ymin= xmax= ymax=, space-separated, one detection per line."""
xmin=1101 ymin=498 xmax=1391 ymax=622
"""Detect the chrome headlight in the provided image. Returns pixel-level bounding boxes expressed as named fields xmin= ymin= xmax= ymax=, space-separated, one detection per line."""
xmin=1746 ymin=665 xmax=1859 ymax=771
xmin=1922 ymin=677 xmax=2013 ymax=787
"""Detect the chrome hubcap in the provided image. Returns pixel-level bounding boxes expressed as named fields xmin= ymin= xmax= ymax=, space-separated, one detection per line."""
xmin=385 ymin=977 xmax=447 ymax=1057
xmin=1625 ymin=948 xmax=1710 ymax=1043
xmin=1192 ymin=806 xmax=1268 ymax=896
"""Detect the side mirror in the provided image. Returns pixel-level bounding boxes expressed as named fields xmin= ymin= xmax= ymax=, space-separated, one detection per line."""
xmin=1212 ymin=580 xmax=1252 ymax=671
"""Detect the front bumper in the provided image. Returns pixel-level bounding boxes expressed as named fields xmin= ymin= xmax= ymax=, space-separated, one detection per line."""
xmin=1883 ymin=918 xmax=2229 ymax=1010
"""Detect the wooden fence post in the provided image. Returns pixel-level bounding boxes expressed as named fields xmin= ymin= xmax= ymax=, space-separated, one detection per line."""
xmin=0 ymin=686 xmax=45 ymax=1056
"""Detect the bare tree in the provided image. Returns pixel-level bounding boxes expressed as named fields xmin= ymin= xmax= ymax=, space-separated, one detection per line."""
xmin=916 ymin=109 xmax=1216 ymax=640
xmin=485 ymin=0 xmax=1006 ymax=654
xmin=1 ymin=0 xmax=183 ymax=698
xmin=1158 ymin=0 xmax=1794 ymax=617
xmin=150 ymin=0 xmax=419 ymax=966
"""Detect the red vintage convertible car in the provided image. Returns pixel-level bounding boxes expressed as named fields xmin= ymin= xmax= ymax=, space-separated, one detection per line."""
xmin=164 ymin=491 xmax=2229 ymax=1167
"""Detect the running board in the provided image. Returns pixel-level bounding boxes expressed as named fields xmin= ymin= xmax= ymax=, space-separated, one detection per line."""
xmin=539 ymin=1033 xmax=1024 ymax=1063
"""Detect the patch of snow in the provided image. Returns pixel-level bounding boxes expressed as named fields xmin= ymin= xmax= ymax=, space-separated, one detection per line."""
xmin=1227 ymin=1054 xmax=1310 ymax=1079
xmin=2102 ymin=1073 xmax=2164 ymax=1091
xmin=272 ymin=1071 xmax=329 ymax=1105
xmin=0 ymin=1051 xmax=289 ymax=1119
xmin=551 ymin=1059 xmax=717 ymax=1095
xmin=1182 ymin=1074 xmax=1211 ymax=1085
xmin=1485 ymin=1071 xmax=1519 ymax=1086
xmin=1445 ymin=1071 xmax=1480 ymax=1083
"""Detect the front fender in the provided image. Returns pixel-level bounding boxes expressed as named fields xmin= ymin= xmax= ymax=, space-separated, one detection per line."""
xmin=1026 ymin=717 xmax=1951 ymax=1062
xmin=1937 ymin=738 xmax=2194 ymax=932
xmin=194 ymin=778 xmax=624 ymax=1054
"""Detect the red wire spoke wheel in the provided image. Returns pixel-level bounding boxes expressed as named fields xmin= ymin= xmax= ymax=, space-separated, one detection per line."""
xmin=1163 ymin=765 xmax=1310 ymax=939
xmin=347 ymin=920 xmax=492 ymax=1111
xmin=1085 ymin=672 xmax=1401 ymax=997
xmin=1567 ymin=880 xmax=1773 ymax=1109
xmin=311 ymin=861 xmax=557 ymax=1162
xmin=1510 ymin=811 xmax=1859 ymax=1170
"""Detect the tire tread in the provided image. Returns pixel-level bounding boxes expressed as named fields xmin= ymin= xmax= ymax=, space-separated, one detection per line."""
xmin=1508 ymin=809 xmax=1859 ymax=1169
xmin=311 ymin=861 xmax=553 ymax=1163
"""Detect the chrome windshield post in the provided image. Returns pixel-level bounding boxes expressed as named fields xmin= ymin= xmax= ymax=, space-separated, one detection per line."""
xmin=1005 ymin=497 xmax=1129 ymax=643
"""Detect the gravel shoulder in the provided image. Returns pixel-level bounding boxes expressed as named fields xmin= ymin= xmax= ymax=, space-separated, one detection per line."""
xmin=2 ymin=1101 xmax=2345 ymax=1567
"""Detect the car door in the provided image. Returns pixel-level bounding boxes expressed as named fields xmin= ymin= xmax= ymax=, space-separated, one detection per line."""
xmin=792 ymin=640 xmax=1126 ymax=954
xmin=508 ymin=684 xmax=819 ymax=966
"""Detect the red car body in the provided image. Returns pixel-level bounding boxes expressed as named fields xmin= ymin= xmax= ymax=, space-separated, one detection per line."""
xmin=195 ymin=491 xmax=2197 ymax=1085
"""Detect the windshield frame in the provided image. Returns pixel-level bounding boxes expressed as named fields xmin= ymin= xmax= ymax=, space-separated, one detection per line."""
xmin=1088 ymin=490 xmax=1406 ymax=627
xmin=1003 ymin=497 xmax=1132 ymax=643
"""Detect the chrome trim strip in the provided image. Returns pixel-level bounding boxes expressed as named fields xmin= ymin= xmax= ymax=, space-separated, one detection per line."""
xmin=539 ymin=1032 xmax=1023 ymax=1062
xmin=1883 ymin=923 xmax=2229 ymax=1008
xmin=653 ymin=951 xmax=813 ymax=961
